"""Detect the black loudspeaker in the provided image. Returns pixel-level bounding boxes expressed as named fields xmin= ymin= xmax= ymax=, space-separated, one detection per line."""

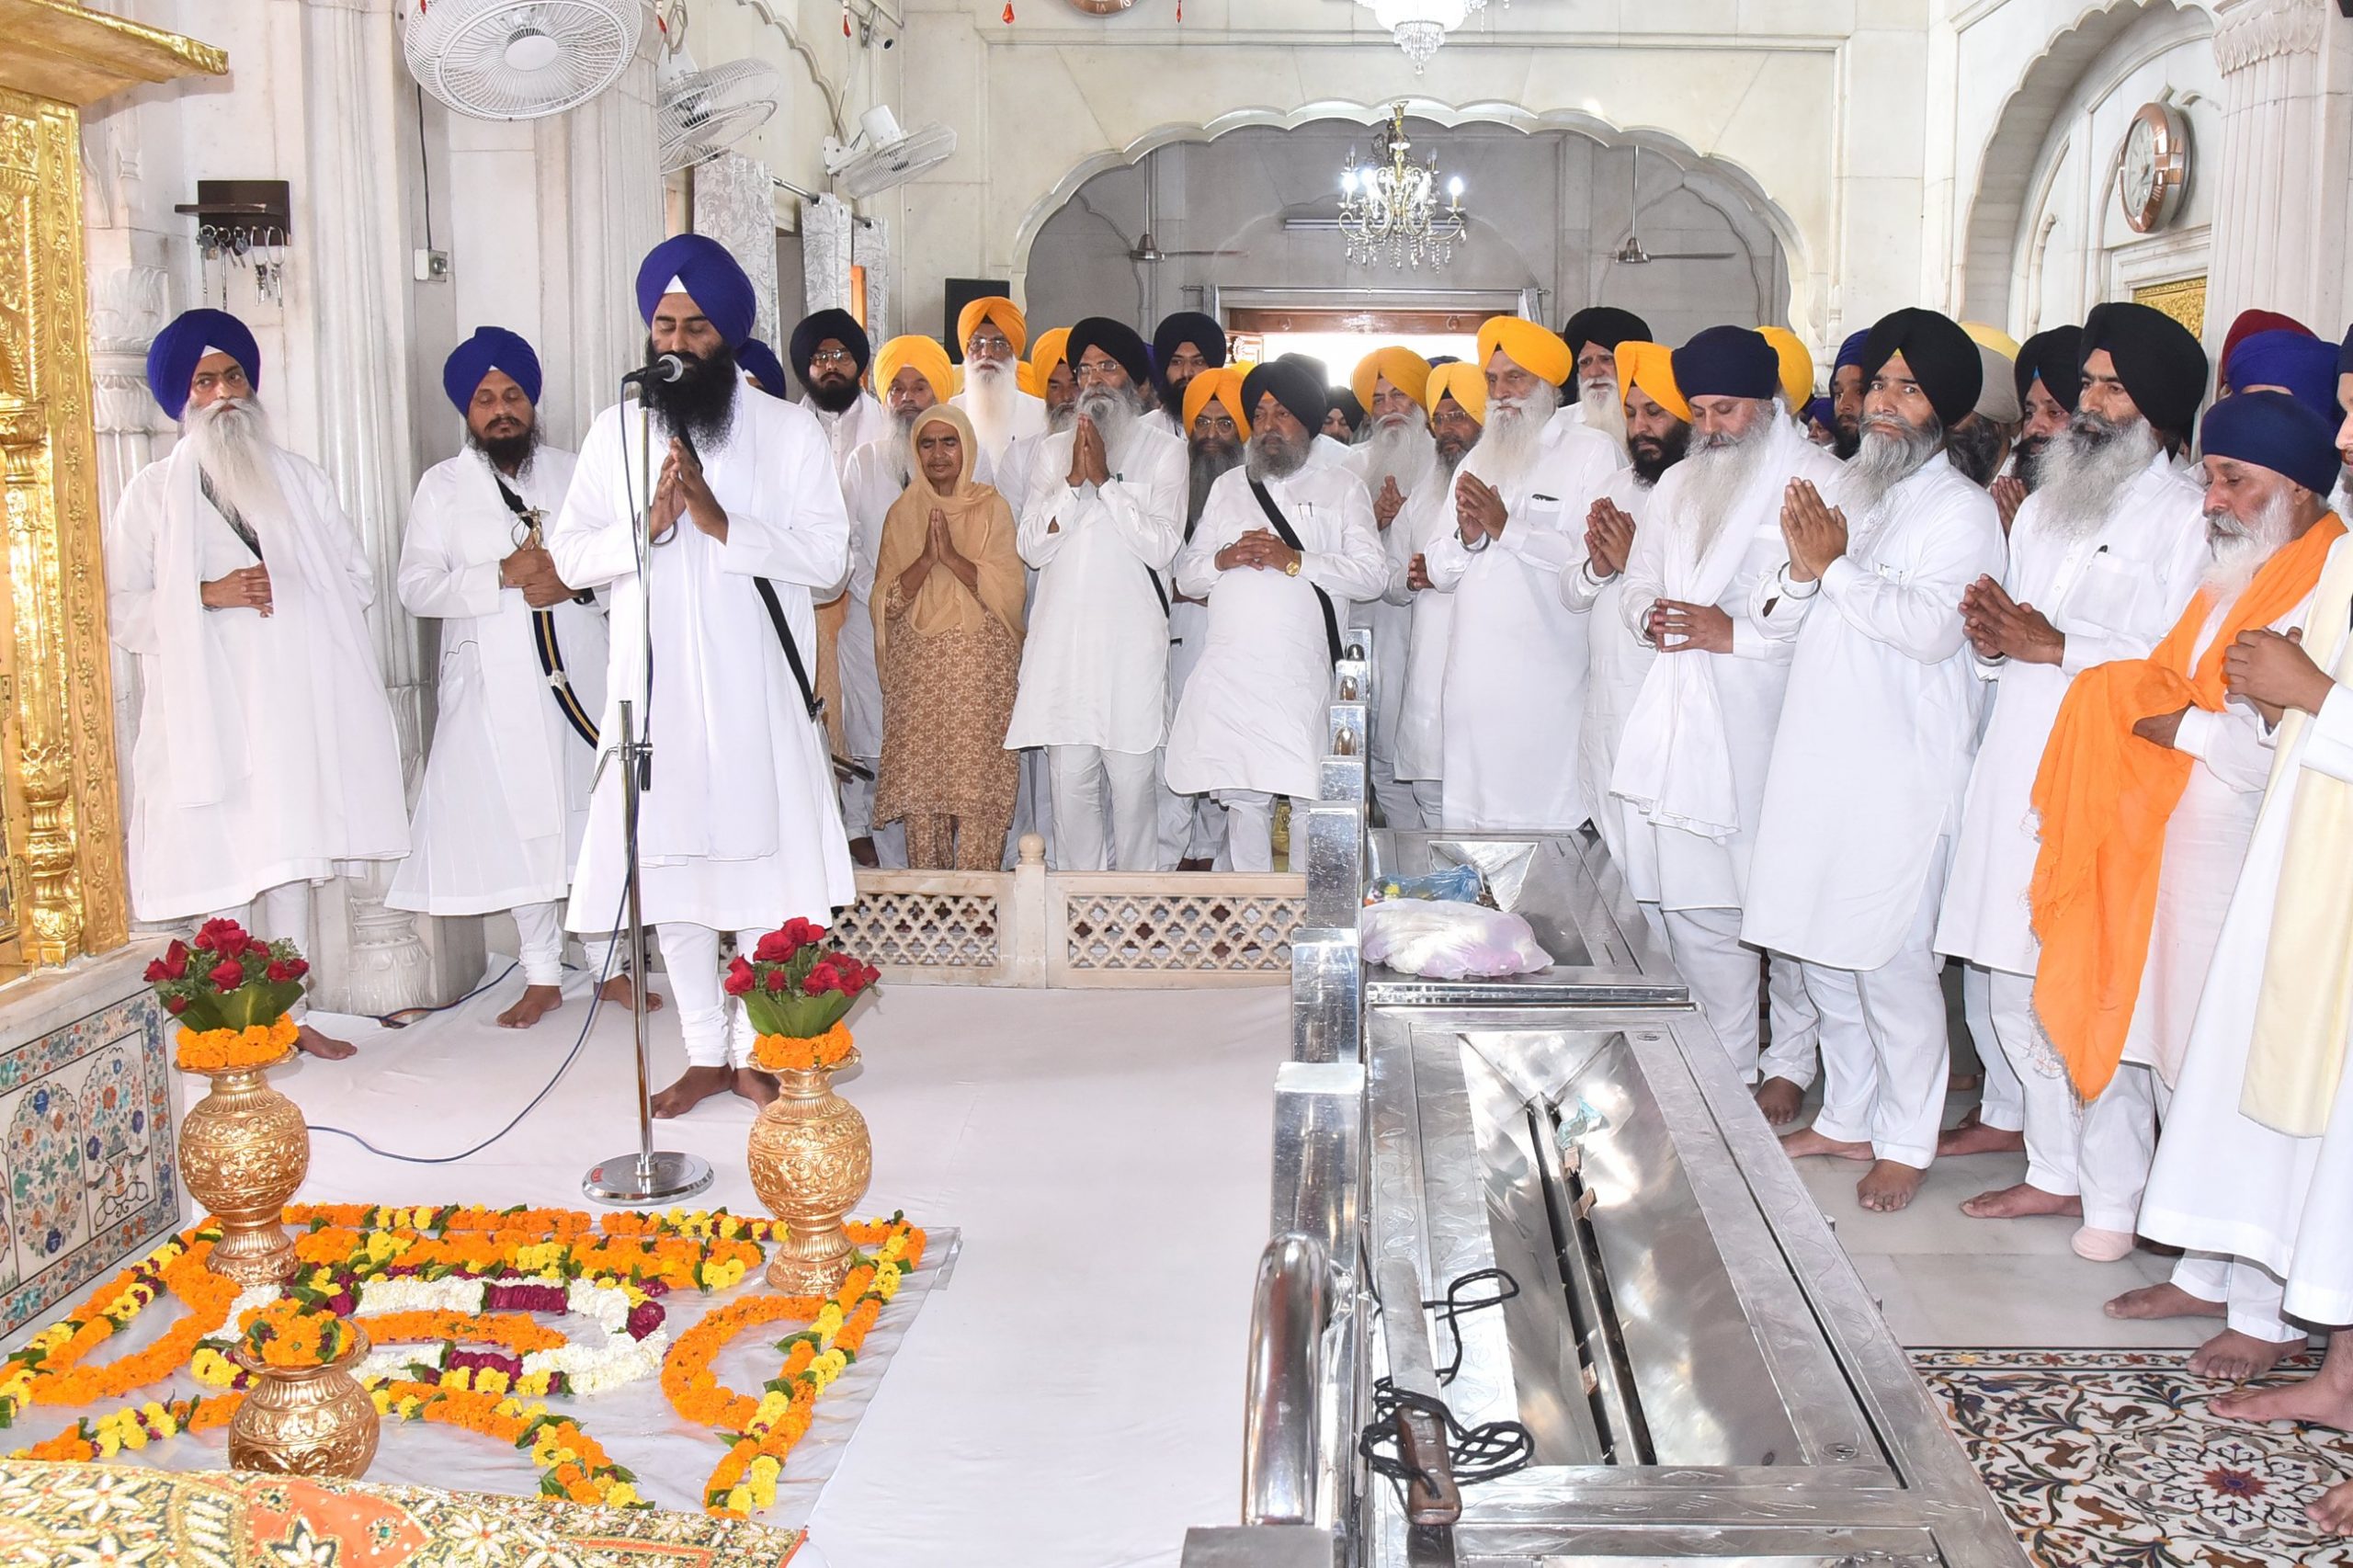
xmin=943 ymin=278 xmax=1012 ymax=363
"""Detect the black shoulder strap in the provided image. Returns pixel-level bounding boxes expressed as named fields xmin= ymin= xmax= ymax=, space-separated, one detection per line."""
xmin=198 ymin=470 xmax=264 ymax=562
xmin=754 ymin=578 xmax=825 ymax=722
xmin=1246 ymin=478 xmax=1343 ymax=665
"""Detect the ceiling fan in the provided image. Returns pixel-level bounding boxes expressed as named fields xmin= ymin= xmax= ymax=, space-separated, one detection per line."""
xmin=1610 ymin=146 xmax=1738 ymax=265
xmin=1124 ymin=181 xmax=1243 ymax=263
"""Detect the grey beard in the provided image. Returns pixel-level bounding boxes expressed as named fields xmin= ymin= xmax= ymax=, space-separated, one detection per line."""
xmin=183 ymin=397 xmax=287 ymax=522
xmin=1245 ymin=430 xmax=1308 ymax=483
xmin=1188 ymin=440 xmax=1242 ymax=534
xmin=2202 ymin=491 xmax=2297 ymax=600
xmin=2034 ymin=412 xmax=2160 ymax=541
xmin=1475 ymin=392 xmax=1556 ymax=486
xmin=1843 ymin=414 xmax=1942 ymax=516
xmin=885 ymin=407 xmax=921 ymax=487
xmin=1579 ymin=379 xmax=1627 ymax=451
xmin=1675 ymin=414 xmax=1777 ymax=559
xmin=1047 ymin=401 xmax=1078 ymax=436
xmin=1077 ymin=384 xmax=1141 ymax=450
xmin=1361 ymin=415 xmax=1436 ymax=497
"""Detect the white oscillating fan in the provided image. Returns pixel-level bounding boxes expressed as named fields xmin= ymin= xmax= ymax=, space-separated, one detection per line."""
xmin=654 ymin=7 xmax=783 ymax=174
xmin=403 ymin=0 xmax=643 ymax=122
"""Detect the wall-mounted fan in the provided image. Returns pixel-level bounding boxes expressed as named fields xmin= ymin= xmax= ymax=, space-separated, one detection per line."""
xmin=403 ymin=0 xmax=643 ymax=121
xmin=654 ymin=6 xmax=783 ymax=173
xmin=824 ymin=106 xmax=958 ymax=199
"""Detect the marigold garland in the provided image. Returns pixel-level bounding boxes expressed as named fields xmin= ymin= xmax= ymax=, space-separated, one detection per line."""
xmin=354 ymin=1311 xmax=568 ymax=1356
xmin=750 ymin=1022 xmax=856 ymax=1074
xmin=174 ymin=1015 xmax=299 ymax=1073
xmin=238 ymin=1298 xmax=358 ymax=1369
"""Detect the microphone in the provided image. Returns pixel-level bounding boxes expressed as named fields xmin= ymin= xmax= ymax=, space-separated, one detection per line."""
xmin=621 ymin=353 xmax=688 ymax=387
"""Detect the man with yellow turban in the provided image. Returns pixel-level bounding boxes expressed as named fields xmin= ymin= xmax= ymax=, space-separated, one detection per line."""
xmin=1757 ymin=326 xmax=1819 ymax=413
xmin=1158 ymin=367 xmax=1256 ymax=868
xmin=950 ymin=295 xmax=1045 ymax=468
xmin=1344 ymin=347 xmax=1439 ymax=829
xmin=1386 ymin=362 xmax=1486 ymax=827
xmin=1423 ymin=317 xmax=1624 ymax=830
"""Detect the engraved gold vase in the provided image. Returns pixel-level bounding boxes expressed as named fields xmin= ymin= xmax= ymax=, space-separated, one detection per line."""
xmin=746 ymin=1051 xmax=871 ymax=1293
xmin=180 ymin=1053 xmax=309 ymax=1286
xmin=228 ymin=1327 xmax=379 ymax=1479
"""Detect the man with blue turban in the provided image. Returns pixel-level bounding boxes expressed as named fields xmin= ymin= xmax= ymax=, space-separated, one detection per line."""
xmin=387 ymin=327 xmax=645 ymax=1031
xmin=546 ymin=234 xmax=854 ymax=1118
xmin=105 ymin=307 xmax=408 ymax=1060
xmin=1828 ymin=328 xmax=1872 ymax=459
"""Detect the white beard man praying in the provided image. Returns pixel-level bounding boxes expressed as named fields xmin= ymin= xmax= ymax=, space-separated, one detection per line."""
xmin=950 ymin=295 xmax=1047 ymax=471
xmin=1344 ymin=347 xmax=1439 ymax=831
xmin=106 ymin=309 xmax=409 ymax=1061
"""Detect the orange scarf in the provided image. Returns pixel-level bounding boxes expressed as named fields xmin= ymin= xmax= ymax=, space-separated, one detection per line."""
xmin=2029 ymin=515 xmax=2345 ymax=1097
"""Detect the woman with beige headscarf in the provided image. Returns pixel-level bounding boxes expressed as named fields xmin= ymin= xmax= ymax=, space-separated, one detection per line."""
xmin=871 ymin=403 xmax=1028 ymax=869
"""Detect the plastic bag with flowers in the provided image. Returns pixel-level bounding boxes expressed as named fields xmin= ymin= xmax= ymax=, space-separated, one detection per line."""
xmin=723 ymin=919 xmax=881 ymax=1073
xmin=148 ymin=919 xmax=310 ymax=1071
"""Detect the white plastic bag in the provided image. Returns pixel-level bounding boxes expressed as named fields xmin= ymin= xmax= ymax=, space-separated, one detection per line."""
xmin=1359 ymin=899 xmax=1552 ymax=980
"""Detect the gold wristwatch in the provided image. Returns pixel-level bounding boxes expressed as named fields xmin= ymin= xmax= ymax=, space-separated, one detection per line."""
xmin=1284 ymin=557 xmax=1302 ymax=577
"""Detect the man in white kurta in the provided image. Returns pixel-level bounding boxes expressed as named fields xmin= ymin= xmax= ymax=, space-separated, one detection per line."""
xmin=548 ymin=235 xmax=854 ymax=1118
xmin=1746 ymin=312 xmax=2006 ymax=1211
xmin=1149 ymin=312 xmax=1229 ymax=442
xmin=389 ymin=328 xmax=631 ymax=1030
xmin=1386 ymin=366 xmax=1484 ymax=830
xmin=1168 ymin=364 xmax=1390 ymax=870
xmin=790 ymin=310 xmax=891 ymax=483
xmin=950 ymin=296 xmax=1047 ymax=470
xmin=1424 ymin=319 xmax=1623 ymax=830
xmin=1344 ymin=348 xmax=1439 ymax=831
xmin=108 ymin=309 xmax=407 ymax=1060
xmin=1005 ymin=318 xmax=1187 ymax=871
xmin=1600 ymin=331 xmax=1840 ymax=1099
xmin=1159 ymin=367 xmax=1251 ymax=869
xmin=1935 ymin=346 xmax=2208 ymax=1228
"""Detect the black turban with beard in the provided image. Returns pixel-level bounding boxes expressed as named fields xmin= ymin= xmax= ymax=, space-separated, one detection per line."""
xmin=1860 ymin=308 xmax=1982 ymax=427
xmin=1561 ymin=306 xmax=1651 ymax=358
xmin=1067 ymin=316 xmax=1153 ymax=389
xmin=789 ymin=309 xmax=870 ymax=414
xmin=1242 ymin=360 xmax=1327 ymax=434
xmin=2080 ymin=302 xmax=2208 ymax=441
xmin=2014 ymin=325 xmax=2084 ymax=415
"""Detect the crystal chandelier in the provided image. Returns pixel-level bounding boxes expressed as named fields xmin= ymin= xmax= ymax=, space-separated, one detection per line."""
xmin=1337 ymin=103 xmax=1469 ymax=269
xmin=1357 ymin=0 xmax=1488 ymax=70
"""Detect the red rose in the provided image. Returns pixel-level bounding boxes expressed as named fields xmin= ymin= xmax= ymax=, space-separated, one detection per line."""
xmin=781 ymin=917 xmax=824 ymax=949
xmin=722 ymin=956 xmax=756 ymax=997
xmin=164 ymin=994 xmax=188 ymax=1016
xmin=287 ymin=959 xmax=309 ymax=980
xmin=207 ymin=958 xmax=246 ymax=991
xmin=752 ymin=929 xmax=798 ymax=963
xmin=143 ymin=959 xmax=167 ymax=983
xmin=193 ymin=919 xmax=241 ymax=953
xmin=802 ymin=960 xmax=843 ymax=996
xmin=762 ymin=969 xmax=789 ymax=994
xmin=265 ymin=961 xmax=295 ymax=983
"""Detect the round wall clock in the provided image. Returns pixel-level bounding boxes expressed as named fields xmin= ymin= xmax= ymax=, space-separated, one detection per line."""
xmin=2119 ymin=102 xmax=2189 ymax=234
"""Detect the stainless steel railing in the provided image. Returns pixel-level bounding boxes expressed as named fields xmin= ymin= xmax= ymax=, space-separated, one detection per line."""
xmin=1242 ymin=1231 xmax=1332 ymax=1526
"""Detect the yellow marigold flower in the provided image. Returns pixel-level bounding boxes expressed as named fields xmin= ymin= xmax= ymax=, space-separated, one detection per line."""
xmin=120 ymin=1426 xmax=148 ymax=1450
xmin=153 ymin=1414 xmax=178 ymax=1438
xmin=371 ymin=1388 xmax=393 ymax=1414
xmin=519 ymin=1372 xmax=551 ymax=1396
xmin=606 ymin=1483 xmax=640 ymax=1508
xmin=475 ymin=1369 xmax=510 ymax=1395
xmin=880 ymin=1234 xmax=907 ymax=1262
xmin=755 ymin=1390 xmax=790 ymax=1423
xmin=96 ymin=1433 xmax=120 ymax=1458
xmin=724 ymin=1485 xmax=753 ymax=1515
xmin=443 ymin=1367 xmax=472 ymax=1392
xmin=875 ymin=1270 xmax=901 ymax=1301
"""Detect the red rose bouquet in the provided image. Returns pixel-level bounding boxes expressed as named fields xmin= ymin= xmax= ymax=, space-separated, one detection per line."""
xmin=724 ymin=920 xmax=880 ymax=1074
xmin=149 ymin=919 xmax=309 ymax=1070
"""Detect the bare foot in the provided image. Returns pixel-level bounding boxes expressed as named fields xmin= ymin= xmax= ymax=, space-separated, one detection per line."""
xmin=1938 ymin=1119 xmax=2026 ymax=1157
xmin=651 ymin=1065 xmax=734 ymax=1119
xmin=2188 ymin=1328 xmax=2309 ymax=1381
xmin=1858 ymin=1158 xmax=1926 ymax=1212
xmin=295 ymin=1025 xmax=357 ymax=1061
xmin=2211 ymin=1376 xmax=2353 ymax=1430
xmin=497 ymin=983 xmax=564 ymax=1029
xmin=732 ymin=1067 xmax=779 ymax=1107
xmin=1755 ymin=1076 xmax=1806 ymax=1126
xmin=597 ymin=974 xmax=664 ymax=1012
xmin=2311 ymin=1479 xmax=2353 ymax=1533
xmin=1961 ymin=1182 xmax=2083 ymax=1220
xmin=849 ymin=836 xmax=880 ymax=869
xmin=1780 ymin=1126 xmax=1873 ymax=1162
xmin=2106 ymin=1282 xmax=2228 ymax=1322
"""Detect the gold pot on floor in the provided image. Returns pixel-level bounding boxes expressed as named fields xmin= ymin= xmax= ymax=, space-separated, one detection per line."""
xmin=747 ymin=1052 xmax=872 ymax=1293
xmin=179 ymin=1053 xmax=308 ymax=1286
xmin=228 ymin=1328 xmax=379 ymax=1479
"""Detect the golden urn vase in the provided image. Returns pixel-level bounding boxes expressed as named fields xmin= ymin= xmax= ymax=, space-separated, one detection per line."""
xmin=747 ymin=1051 xmax=872 ymax=1293
xmin=228 ymin=1328 xmax=380 ymax=1479
xmin=180 ymin=1054 xmax=309 ymax=1286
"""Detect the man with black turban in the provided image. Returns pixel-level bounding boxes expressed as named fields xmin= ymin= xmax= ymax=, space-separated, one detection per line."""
xmin=790 ymin=308 xmax=888 ymax=483
xmin=1745 ymin=306 xmax=2005 ymax=1214
xmin=1558 ymin=305 xmax=1650 ymax=449
xmin=2079 ymin=301 xmax=2208 ymax=455
xmin=1322 ymin=389 xmax=1367 ymax=445
xmin=1165 ymin=360 xmax=1389 ymax=870
xmin=1937 ymin=308 xmax=2208 ymax=1233
xmin=1995 ymin=324 xmax=2083 ymax=517
xmin=1275 ymin=353 xmax=1356 ymax=471
xmin=1150 ymin=311 xmax=1227 ymax=437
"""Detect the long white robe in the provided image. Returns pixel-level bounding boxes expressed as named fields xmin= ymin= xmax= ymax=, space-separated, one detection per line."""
xmin=813 ymin=392 xmax=891 ymax=486
xmin=1742 ymin=460 xmax=2005 ymax=970
xmin=1935 ymin=454 xmax=2209 ymax=976
xmin=1423 ymin=416 xmax=1624 ymax=830
xmin=1342 ymin=441 xmax=1428 ymax=801
xmin=1004 ymin=419 xmax=1188 ymax=755
xmin=1611 ymin=421 xmax=1847 ymax=910
xmin=1387 ymin=476 xmax=1458 ymax=784
xmin=547 ymin=391 xmax=854 ymax=932
xmin=1165 ymin=464 xmax=1389 ymax=800
xmin=2141 ymin=535 xmax=2353 ymax=1319
xmin=388 ymin=446 xmax=608 ymax=915
xmin=106 ymin=439 xmax=407 ymax=919
xmin=1562 ymin=466 xmax=1657 ymax=886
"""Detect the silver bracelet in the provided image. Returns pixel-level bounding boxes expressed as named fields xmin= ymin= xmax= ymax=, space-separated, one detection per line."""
xmin=1780 ymin=565 xmax=1822 ymax=600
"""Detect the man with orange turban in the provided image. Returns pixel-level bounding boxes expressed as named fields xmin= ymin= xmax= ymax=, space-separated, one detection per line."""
xmin=1343 ymin=347 xmax=1438 ymax=829
xmin=951 ymin=295 xmax=1045 ymax=468
xmin=1387 ymin=362 xmax=1485 ymax=826
xmin=1423 ymin=317 xmax=1624 ymax=829
xmin=1158 ymin=367 xmax=1255 ymax=868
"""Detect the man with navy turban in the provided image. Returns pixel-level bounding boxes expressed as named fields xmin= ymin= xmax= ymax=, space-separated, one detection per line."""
xmin=105 ymin=308 xmax=408 ymax=1060
xmin=387 ymin=328 xmax=643 ymax=1031
xmin=1828 ymin=328 xmax=1873 ymax=458
xmin=1745 ymin=306 xmax=2005 ymax=1215
xmin=788 ymin=308 xmax=888 ymax=484
xmin=546 ymin=235 xmax=854 ymax=1118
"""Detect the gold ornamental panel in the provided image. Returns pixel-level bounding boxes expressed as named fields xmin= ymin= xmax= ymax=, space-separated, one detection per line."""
xmin=2131 ymin=275 xmax=2208 ymax=343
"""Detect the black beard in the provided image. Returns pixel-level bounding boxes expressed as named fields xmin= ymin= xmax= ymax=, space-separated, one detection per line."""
xmin=2015 ymin=435 xmax=2052 ymax=493
xmin=1629 ymin=423 xmax=1690 ymax=486
xmin=1833 ymin=419 xmax=1861 ymax=461
xmin=642 ymin=339 xmax=739 ymax=450
xmin=1945 ymin=415 xmax=2008 ymax=489
xmin=804 ymin=374 xmax=861 ymax=415
xmin=1188 ymin=437 xmax=1241 ymax=538
xmin=467 ymin=420 xmax=540 ymax=475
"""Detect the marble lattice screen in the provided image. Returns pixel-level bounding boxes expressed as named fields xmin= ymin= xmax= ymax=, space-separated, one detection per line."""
xmin=693 ymin=153 xmax=783 ymax=352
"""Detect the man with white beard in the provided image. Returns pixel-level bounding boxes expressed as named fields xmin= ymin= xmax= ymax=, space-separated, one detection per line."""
xmin=1168 ymin=361 xmax=1390 ymax=869
xmin=790 ymin=310 xmax=890 ymax=483
xmin=1747 ymin=308 xmax=2006 ymax=1211
xmin=951 ymin=296 xmax=1047 ymax=470
xmin=1556 ymin=307 xmax=1648 ymax=453
xmin=2021 ymin=392 xmax=2347 ymax=1378
xmin=1000 ymin=326 xmax=1076 ymax=521
xmin=107 ymin=309 xmax=407 ymax=1060
xmin=1160 ymin=366 xmax=1254 ymax=869
xmin=1006 ymin=318 xmax=1188 ymax=870
xmin=1425 ymin=318 xmax=1624 ymax=830
xmin=1150 ymin=312 xmax=1229 ymax=440
xmin=1345 ymin=347 xmax=1438 ymax=828
xmin=1388 ymin=364 xmax=1485 ymax=828
xmin=1606 ymin=327 xmax=1843 ymax=1103
xmin=1935 ymin=301 xmax=2211 ymax=1234
xmin=1987 ymin=325 xmax=2084 ymax=531
xmin=547 ymin=234 xmax=853 ymax=1118
xmin=390 ymin=328 xmax=645 ymax=1031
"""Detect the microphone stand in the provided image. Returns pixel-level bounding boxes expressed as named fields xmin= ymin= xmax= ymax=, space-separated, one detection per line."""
xmin=584 ymin=368 xmax=714 ymax=1207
